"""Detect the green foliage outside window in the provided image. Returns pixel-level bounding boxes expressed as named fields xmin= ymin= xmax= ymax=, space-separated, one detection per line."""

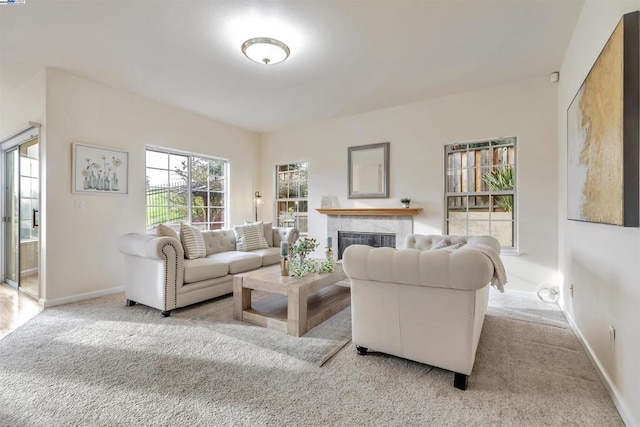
xmin=146 ymin=150 xmax=226 ymax=231
xmin=482 ymin=166 xmax=514 ymax=212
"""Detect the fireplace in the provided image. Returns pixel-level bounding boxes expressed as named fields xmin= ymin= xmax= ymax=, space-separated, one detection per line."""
xmin=338 ymin=231 xmax=396 ymax=259
xmin=320 ymin=208 xmax=419 ymax=260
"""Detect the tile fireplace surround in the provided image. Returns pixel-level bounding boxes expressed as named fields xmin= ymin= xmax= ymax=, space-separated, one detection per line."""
xmin=317 ymin=208 xmax=421 ymax=254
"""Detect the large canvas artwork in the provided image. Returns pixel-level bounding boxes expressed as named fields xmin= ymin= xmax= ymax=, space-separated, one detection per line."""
xmin=567 ymin=11 xmax=639 ymax=227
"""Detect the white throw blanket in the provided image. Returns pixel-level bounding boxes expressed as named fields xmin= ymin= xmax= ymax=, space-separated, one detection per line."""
xmin=475 ymin=244 xmax=507 ymax=292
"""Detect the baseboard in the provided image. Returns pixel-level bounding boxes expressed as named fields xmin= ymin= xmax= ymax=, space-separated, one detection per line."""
xmin=42 ymin=286 xmax=124 ymax=308
xmin=502 ymin=288 xmax=536 ymax=298
xmin=560 ymin=303 xmax=635 ymax=427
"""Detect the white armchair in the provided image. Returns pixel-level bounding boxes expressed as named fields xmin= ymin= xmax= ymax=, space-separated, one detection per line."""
xmin=342 ymin=234 xmax=504 ymax=390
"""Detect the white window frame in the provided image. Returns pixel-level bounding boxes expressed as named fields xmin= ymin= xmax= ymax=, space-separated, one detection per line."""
xmin=145 ymin=147 xmax=228 ymax=232
xmin=275 ymin=162 xmax=308 ymax=235
xmin=444 ymin=137 xmax=517 ymax=252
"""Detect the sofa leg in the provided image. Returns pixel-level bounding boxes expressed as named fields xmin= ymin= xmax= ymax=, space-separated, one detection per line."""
xmin=125 ymin=299 xmax=136 ymax=307
xmin=454 ymin=372 xmax=468 ymax=390
xmin=356 ymin=345 xmax=368 ymax=355
xmin=161 ymin=310 xmax=172 ymax=317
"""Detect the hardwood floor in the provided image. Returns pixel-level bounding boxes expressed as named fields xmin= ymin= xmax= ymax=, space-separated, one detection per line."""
xmin=0 ymin=283 xmax=42 ymax=340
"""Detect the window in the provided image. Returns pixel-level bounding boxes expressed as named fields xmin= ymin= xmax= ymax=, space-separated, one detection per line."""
xmin=444 ymin=138 xmax=516 ymax=249
xmin=276 ymin=162 xmax=308 ymax=235
xmin=145 ymin=148 xmax=227 ymax=232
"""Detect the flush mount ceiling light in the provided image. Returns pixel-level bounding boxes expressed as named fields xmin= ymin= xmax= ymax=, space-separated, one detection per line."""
xmin=241 ymin=37 xmax=290 ymax=65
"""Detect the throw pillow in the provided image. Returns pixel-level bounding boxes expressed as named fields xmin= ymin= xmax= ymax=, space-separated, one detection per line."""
xmin=233 ymin=222 xmax=269 ymax=252
xmin=157 ymin=224 xmax=179 ymax=240
xmin=180 ymin=223 xmax=206 ymax=259
xmin=245 ymin=220 xmax=273 ymax=247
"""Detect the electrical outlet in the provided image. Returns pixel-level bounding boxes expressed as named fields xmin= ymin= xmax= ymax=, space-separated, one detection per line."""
xmin=609 ymin=325 xmax=616 ymax=348
xmin=570 ymin=283 xmax=574 ymax=298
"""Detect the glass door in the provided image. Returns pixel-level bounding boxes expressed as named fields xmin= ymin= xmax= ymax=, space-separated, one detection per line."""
xmin=2 ymin=136 xmax=39 ymax=299
xmin=18 ymin=138 xmax=39 ymax=298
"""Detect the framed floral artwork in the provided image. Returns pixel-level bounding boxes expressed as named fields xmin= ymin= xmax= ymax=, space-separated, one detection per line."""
xmin=72 ymin=143 xmax=128 ymax=194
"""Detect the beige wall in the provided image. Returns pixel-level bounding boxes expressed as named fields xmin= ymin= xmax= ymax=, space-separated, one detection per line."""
xmin=559 ymin=1 xmax=640 ymax=424
xmin=261 ymin=77 xmax=559 ymax=292
xmin=42 ymin=69 xmax=260 ymax=302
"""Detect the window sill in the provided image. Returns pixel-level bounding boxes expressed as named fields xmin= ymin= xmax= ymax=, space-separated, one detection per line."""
xmin=500 ymin=249 xmax=521 ymax=256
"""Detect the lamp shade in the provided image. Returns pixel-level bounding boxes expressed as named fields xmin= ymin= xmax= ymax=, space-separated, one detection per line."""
xmin=241 ymin=37 xmax=290 ymax=65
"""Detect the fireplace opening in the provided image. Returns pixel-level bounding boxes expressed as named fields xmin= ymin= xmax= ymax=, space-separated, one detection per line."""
xmin=338 ymin=231 xmax=396 ymax=260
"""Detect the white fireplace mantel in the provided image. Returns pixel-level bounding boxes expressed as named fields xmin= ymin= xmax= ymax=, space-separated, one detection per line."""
xmin=316 ymin=208 xmax=422 ymax=216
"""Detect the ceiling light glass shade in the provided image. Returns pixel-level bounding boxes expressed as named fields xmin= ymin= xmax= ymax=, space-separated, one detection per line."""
xmin=241 ymin=37 xmax=290 ymax=65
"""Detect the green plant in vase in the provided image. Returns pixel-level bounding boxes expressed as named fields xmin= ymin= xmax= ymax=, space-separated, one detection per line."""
xmin=318 ymin=237 xmax=336 ymax=273
xmin=288 ymin=237 xmax=319 ymax=277
xmin=319 ymin=253 xmax=336 ymax=273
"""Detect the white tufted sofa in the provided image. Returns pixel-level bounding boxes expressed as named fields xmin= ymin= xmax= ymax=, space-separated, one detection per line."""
xmin=117 ymin=227 xmax=298 ymax=317
xmin=342 ymin=234 xmax=503 ymax=390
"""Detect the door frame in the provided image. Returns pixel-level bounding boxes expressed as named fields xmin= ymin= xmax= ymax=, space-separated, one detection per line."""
xmin=0 ymin=123 xmax=40 ymax=293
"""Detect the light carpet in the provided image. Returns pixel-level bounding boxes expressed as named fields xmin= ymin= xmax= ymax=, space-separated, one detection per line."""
xmin=0 ymin=290 xmax=623 ymax=426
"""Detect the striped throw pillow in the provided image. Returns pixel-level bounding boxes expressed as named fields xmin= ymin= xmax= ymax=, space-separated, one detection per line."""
xmin=244 ymin=220 xmax=273 ymax=247
xmin=233 ymin=222 xmax=269 ymax=252
xmin=180 ymin=223 xmax=206 ymax=259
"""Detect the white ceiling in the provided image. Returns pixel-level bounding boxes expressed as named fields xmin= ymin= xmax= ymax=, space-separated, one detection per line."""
xmin=0 ymin=0 xmax=584 ymax=134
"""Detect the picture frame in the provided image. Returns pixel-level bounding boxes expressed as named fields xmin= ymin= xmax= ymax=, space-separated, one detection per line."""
xmin=567 ymin=11 xmax=639 ymax=227
xmin=72 ymin=143 xmax=129 ymax=194
xmin=348 ymin=142 xmax=390 ymax=199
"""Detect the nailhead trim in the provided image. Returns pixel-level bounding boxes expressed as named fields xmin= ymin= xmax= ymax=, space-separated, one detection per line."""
xmin=161 ymin=242 xmax=179 ymax=311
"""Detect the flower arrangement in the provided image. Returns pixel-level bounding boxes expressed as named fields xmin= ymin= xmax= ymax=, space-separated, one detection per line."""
xmin=318 ymin=248 xmax=336 ymax=273
xmin=287 ymin=237 xmax=338 ymax=276
xmin=288 ymin=237 xmax=319 ymax=277
xmin=400 ymin=197 xmax=411 ymax=208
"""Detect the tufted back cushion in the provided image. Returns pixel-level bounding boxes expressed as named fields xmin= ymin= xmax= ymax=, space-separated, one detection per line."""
xmin=404 ymin=234 xmax=500 ymax=253
xmin=342 ymin=243 xmax=495 ymax=291
xmin=202 ymin=229 xmax=237 ymax=256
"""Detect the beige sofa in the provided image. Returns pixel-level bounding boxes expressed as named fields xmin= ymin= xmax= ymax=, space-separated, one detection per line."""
xmin=117 ymin=226 xmax=298 ymax=316
xmin=342 ymin=234 xmax=505 ymax=390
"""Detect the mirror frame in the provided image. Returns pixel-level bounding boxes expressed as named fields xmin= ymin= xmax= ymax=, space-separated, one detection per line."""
xmin=347 ymin=142 xmax=390 ymax=199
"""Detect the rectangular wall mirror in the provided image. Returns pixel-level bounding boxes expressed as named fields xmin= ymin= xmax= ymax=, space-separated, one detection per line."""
xmin=348 ymin=142 xmax=389 ymax=199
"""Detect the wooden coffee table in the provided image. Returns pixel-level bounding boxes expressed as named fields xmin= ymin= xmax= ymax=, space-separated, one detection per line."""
xmin=232 ymin=263 xmax=349 ymax=337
